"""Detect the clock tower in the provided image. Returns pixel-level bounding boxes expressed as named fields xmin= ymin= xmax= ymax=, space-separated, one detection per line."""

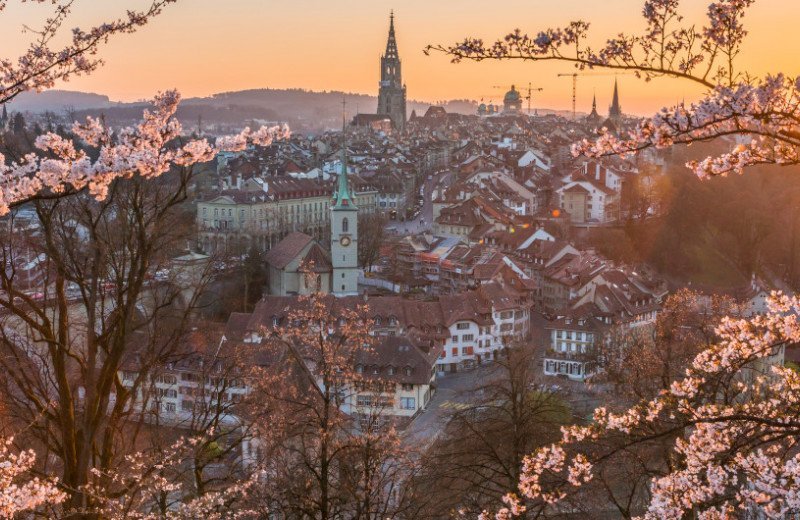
xmin=330 ymin=145 xmax=359 ymax=296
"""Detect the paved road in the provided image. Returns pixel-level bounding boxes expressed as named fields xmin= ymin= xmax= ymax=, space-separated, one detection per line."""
xmin=401 ymin=354 xmax=607 ymax=449
xmin=387 ymin=170 xmax=447 ymax=237
xmin=401 ymin=363 xmax=496 ymax=449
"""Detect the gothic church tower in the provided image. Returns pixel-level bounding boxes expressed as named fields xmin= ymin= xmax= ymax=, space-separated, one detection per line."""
xmin=377 ymin=11 xmax=407 ymax=132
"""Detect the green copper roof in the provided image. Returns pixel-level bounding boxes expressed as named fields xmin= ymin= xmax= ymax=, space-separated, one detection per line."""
xmin=332 ymin=147 xmax=357 ymax=210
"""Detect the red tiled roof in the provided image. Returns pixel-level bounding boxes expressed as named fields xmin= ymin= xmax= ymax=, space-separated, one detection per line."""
xmin=264 ymin=232 xmax=314 ymax=269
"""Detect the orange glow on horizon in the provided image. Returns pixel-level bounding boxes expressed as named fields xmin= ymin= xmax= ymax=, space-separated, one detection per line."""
xmin=0 ymin=0 xmax=797 ymax=116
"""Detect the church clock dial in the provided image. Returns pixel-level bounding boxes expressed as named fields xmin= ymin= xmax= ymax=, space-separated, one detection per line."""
xmin=340 ymin=236 xmax=351 ymax=247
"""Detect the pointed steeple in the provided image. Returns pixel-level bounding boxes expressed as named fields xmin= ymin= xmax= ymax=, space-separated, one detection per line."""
xmin=586 ymin=90 xmax=601 ymax=125
xmin=385 ymin=10 xmax=398 ymax=60
xmin=609 ymin=78 xmax=622 ymax=119
xmin=332 ymin=99 xmax=356 ymax=210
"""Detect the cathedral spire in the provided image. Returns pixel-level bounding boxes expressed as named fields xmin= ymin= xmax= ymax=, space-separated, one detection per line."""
xmin=609 ymin=78 xmax=622 ymax=119
xmin=385 ymin=10 xmax=398 ymax=60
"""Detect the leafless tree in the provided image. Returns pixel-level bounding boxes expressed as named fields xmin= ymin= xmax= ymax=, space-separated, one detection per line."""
xmin=414 ymin=345 xmax=570 ymax=518
xmin=0 ymin=161 xmax=216 ymax=516
xmin=358 ymin=213 xmax=388 ymax=274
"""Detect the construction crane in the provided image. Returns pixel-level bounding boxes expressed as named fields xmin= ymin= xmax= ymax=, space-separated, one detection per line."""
xmin=492 ymin=82 xmax=544 ymax=115
xmin=557 ymin=71 xmax=633 ymax=119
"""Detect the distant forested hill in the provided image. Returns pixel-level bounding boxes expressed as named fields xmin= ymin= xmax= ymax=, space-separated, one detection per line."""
xmin=5 ymin=88 xmax=481 ymax=133
xmin=7 ymin=90 xmax=113 ymax=113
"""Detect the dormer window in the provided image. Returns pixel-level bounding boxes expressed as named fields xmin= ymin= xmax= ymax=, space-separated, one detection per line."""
xmin=388 ymin=366 xmax=396 ymax=375
xmin=372 ymin=366 xmax=380 ymax=375
xmin=405 ymin=367 xmax=412 ymax=376
xmin=356 ymin=364 xmax=363 ymax=374
xmin=272 ymin=316 xmax=279 ymax=327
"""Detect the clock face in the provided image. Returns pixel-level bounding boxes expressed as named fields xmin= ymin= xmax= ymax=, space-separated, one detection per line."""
xmin=340 ymin=236 xmax=351 ymax=247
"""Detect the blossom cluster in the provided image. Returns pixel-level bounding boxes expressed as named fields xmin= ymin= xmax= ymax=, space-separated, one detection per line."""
xmin=0 ymin=437 xmax=65 ymax=517
xmin=0 ymin=89 xmax=290 ymax=215
xmin=429 ymin=0 xmax=791 ymax=180
xmin=573 ymin=74 xmax=800 ymax=178
xmin=86 ymin=435 xmax=261 ymax=519
xmin=503 ymin=293 xmax=800 ymax=519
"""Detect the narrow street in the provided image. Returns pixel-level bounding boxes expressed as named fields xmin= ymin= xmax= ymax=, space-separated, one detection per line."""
xmin=387 ymin=170 xmax=447 ymax=236
xmin=401 ymin=363 xmax=496 ymax=449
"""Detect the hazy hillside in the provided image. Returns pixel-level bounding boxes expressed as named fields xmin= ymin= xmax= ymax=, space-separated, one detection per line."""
xmin=9 ymin=88 xmax=572 ymax=133
xmin=7 ymin=90 xmax=113 ymax=114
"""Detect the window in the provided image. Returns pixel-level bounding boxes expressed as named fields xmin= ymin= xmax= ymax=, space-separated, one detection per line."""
xmin=452 ymin=347 xmax=458 ymax=356
xmin=163 ymin=402 xmax=176 ymax=413
xmin=342 ymin=217 xmax=349 ymax=232
xmin=181 ymin=400 xmax=194 ymax=412
xmin=157 ymin=388 xmax=177 ymax=399
xmin=462 ymin=334 xmax=474 ymax=342
xmin=462 ymin=346 xmax=474 ymax=355
xmin=401 ymin=383 xmax=413 ymax=392
xmin=451 ymin=335 xmax=458 ymax=343
xmin=356 ymin=395 xmax=373 ymax=407
xmin=156 ymin=374 xmax=176 ymax=385
xmin=456 ymin=322 xmax=470 ymax=330
xmin=400 ymin=397 xmax=416 ymax=410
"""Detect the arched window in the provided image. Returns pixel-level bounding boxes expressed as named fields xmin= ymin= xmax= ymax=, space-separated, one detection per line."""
xmin=342 ymin=217 xmax=349 ymax=233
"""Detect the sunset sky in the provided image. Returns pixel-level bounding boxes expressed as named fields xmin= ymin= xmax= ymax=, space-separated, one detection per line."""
xmin=2 ymin=0 xmax=799 ymax=115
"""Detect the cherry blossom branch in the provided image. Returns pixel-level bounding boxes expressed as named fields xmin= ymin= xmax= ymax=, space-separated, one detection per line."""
xmin=426 ymin=0 xmax=800 ymax=180
xmin=0 ymin=1 xmax=179 ymax=104
xmin=0 ymin=436 xmax=65 ymax=517
xmin=493 ymin=293 xmax=800 ymax=520
xmin=0 ymin=89 xmax=290 ymax=215
xmin=426 ymin=0 xmax=756 ymax=89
